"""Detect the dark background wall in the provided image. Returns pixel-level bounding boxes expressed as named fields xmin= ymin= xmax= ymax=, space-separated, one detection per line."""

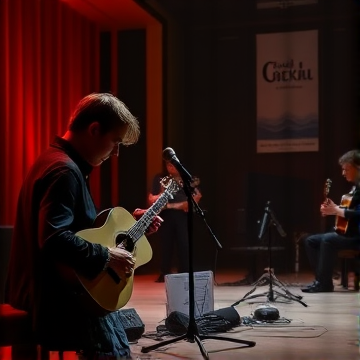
xmin=146 ymin=0 xmax=359 ymax=274
xmin=108 ymin=0 xmax=360 ymax=275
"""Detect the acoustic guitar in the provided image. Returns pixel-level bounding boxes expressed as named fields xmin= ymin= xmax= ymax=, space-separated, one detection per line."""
xmin=334 ymin=187 xmax=355 ymax=235
xmin=64 ymin=176 xmax=179 ymax=314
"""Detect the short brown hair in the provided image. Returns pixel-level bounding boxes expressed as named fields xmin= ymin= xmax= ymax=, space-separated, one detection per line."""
xmin=68 ymin=93 xmax=140 ymax=145
xmin=338 ymin=149 xmax=360 ymax=167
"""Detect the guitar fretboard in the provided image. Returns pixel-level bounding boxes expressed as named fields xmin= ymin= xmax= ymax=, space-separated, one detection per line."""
xmin=127 ymin=188 xmax=175 ymax=242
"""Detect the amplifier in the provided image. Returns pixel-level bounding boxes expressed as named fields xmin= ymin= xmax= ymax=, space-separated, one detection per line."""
xmin=117 ymin=308 xmax=145 ymax=342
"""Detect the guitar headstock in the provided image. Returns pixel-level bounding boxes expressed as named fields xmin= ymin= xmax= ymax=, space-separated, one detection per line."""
xmin=324 ymin=178 xmax=332 ymax=199
xmin=160 ymin=176 xmax=180 ymax=194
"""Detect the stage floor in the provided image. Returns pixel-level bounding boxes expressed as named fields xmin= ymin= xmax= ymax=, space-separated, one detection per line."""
xmin=1 ymin=270 xmax=359 ymax=360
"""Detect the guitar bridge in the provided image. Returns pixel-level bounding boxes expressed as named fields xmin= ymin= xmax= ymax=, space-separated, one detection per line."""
xmin=107 ymin=267 xmax=121 ymax=284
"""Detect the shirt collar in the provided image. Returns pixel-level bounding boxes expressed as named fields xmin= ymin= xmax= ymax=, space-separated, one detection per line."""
xmin=50 ymin=136 xmax=93 ymax=176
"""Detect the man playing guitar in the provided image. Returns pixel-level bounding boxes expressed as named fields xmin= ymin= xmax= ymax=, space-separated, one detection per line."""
xmin=302 ymin=149 xmax=360 ymax=293
xmin=5 ymin=93 xmax=163 ymax=357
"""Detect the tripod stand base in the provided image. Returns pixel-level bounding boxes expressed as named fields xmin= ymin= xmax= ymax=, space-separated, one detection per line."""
xmin=145 ymin=183 xmax=256 ymax=359
xmin=141 ymin=332 xmax=256 ymax=360
xmin=232 ymin=271 xmax=307 ymax=307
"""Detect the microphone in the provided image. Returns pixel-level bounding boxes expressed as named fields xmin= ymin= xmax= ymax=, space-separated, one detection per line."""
xmin=162 ymin=147 xmax=193 ymax=183
xmin=258 ymin=201 xmax=270 ymax=240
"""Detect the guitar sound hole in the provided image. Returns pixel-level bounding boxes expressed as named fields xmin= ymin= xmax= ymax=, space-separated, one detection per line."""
xmin=116 ymin=233 xmax=134 ymax=252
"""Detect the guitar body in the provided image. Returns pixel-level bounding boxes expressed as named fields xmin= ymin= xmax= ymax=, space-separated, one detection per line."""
xmin=58 ymin=177 xmax=179 ymax=315
xmin=75 ymin=207 xmax=153 ymax=313
xmin=334 ymin=194 xmax=353 ymax=234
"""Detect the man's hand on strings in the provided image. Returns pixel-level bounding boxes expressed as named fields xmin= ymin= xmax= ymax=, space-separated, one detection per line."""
xmin=320 ymin=198 xmax=345 ymax=217
xmin=108 ymin=247 xmax=135 ymax=278
xmin=132 ymin=208 xmax=164 ymax=235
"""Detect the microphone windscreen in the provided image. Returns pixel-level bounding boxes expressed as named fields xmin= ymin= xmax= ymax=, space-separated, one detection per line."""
xmin=163 ymin=147 xmax=176 ymax=161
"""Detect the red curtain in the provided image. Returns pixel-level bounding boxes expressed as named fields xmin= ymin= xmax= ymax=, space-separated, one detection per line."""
xmin=0 ymin=0 xmax=101 ymax=225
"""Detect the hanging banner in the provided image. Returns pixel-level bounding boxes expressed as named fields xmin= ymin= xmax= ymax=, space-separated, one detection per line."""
xmin=256 ymin=30 xmax=318 ymax=153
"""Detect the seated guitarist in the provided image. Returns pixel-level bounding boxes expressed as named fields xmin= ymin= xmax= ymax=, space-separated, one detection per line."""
xmin=302 ymin=149 xmax=360 ymax=293
xmin=5 ymin=93 xmax=163 ymax=358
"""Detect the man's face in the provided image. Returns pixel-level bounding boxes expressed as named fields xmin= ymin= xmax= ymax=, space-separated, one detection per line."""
xmin=88 ymin=124 xmax=128 ymax=166
xmin=341 ymin=163 xmax=358 ymax=183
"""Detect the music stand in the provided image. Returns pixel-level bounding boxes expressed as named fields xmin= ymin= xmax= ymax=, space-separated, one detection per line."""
xmin=142 ymin=176 xmax=256 ymax=359
xmin=232 ymin=201 xmax=307 ymax=308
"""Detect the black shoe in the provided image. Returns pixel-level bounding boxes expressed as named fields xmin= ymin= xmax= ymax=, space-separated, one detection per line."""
xmin=155 ymin=274 xmax=165 ymax=283
xmin=300 ymin=280 xmax=318 ymax=291
xmin=301 ymin=282 xmax=334 ymax=293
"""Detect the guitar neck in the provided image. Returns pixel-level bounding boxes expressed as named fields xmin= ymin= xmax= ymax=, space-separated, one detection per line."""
xmin=320 ymin=178 xmax=332 ymax=232
xmin=127 ymin=190 xmax=172 ymax=242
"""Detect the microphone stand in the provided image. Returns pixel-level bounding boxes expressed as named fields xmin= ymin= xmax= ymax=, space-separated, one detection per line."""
xmin=142 ymin=177 xmax=256 ymax=359
xmin=232 ymin=201 xmax=307 ymax=308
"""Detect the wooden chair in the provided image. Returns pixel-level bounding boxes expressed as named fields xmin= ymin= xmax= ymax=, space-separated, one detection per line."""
xmin=338 ymin=249 xmax=360 ymax=290
xmin=0 ymin=227 xmax=67 ymax=359
xmin=0 ymin=303 xmax=38 ymax=359
xmin=0 ymin=303 xmax=68 ymax=360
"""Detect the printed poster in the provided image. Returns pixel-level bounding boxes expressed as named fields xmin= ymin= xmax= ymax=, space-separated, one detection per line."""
xmin=256 ymin=30 xmax=318 ymax=153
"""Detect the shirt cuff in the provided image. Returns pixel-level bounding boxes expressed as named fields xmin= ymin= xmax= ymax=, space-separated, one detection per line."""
xmin=102 ymin=247 xmax=110 ymax=271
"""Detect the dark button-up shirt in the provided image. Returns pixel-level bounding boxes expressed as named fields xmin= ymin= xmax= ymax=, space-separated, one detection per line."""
xmin=5 ymin=137 xmax=129 ymax=355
